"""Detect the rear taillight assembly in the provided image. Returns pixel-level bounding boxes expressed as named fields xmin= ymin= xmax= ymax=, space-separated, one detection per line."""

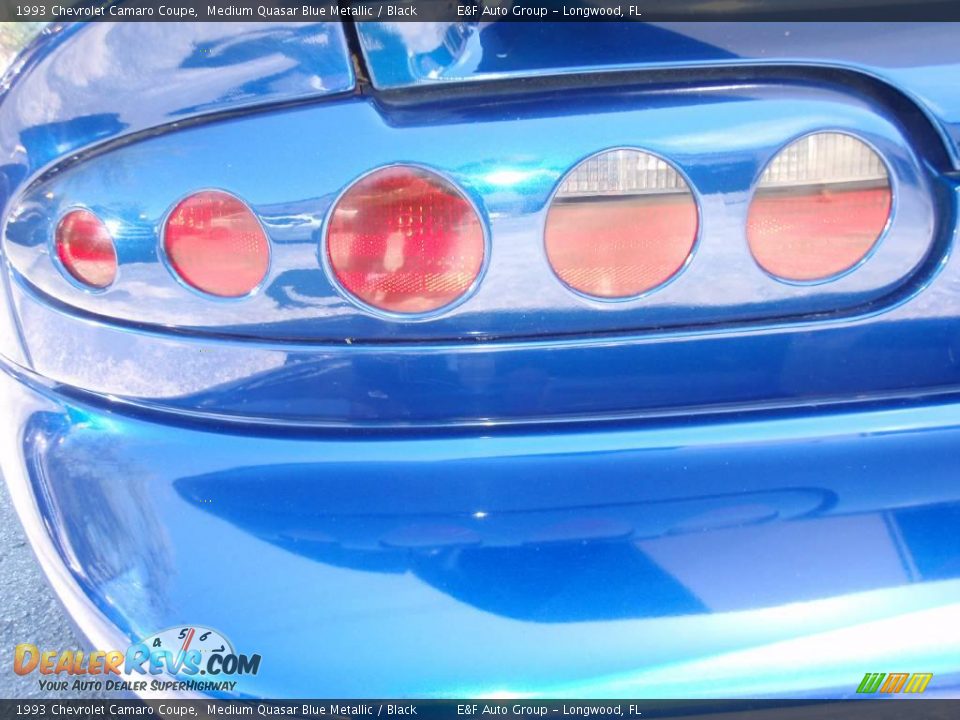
xmin=163 ymin=190 xmax=270 ymax=298
xmin=55 ymin=209 xmax=118 ymax=289
xmin=325 ymin=166 xmax=485 ymax=314
xmin=544 ymin=149 xmax=699 ymax=299
xmin=747 ymin=132 xmax=892 ymax=282
xmin=48 ymin=131 xmax=896 ymax=315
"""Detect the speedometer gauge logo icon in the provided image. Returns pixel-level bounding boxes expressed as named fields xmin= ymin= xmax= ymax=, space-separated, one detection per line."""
xmin=130 ymin=625 xmax=260 ymax=679
xmin=140 ymin=626 xmax=234 ymax=670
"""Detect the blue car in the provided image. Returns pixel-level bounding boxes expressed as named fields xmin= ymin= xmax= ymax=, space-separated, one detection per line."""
xmin=1 ymin=19 xmax=959 ymax=699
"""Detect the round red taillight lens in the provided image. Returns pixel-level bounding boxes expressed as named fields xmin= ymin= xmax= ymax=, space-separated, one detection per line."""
xmin=163 ymin=191 xmax=269 ymax=298
xmin=748 ymin=132 xmax=892 ymax=282
xmin=55 ymin=209 xmax=117 ymax=289
xmin=325 ymin=166 xmax=485 ymax=315
xmin=545 ymin=149 xmax=698 ymax=299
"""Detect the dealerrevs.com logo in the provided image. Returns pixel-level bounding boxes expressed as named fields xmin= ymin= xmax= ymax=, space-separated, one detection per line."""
xmin=13 ymin=625 xmax=261 ymax=693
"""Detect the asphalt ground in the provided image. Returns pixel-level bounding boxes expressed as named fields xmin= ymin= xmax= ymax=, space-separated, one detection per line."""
xmin=0 ymin=476 xmax=106 ymax=698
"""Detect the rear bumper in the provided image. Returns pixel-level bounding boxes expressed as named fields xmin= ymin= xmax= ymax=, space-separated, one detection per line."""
xmin=3 ymin=361 xmax=960 ymax=698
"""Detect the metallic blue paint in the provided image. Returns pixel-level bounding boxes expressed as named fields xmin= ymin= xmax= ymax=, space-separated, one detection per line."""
xmin=0 ymin=22 xmax=355 ymax=190
xmin=3 ymin=367 xmax=960 ymax=697
xmin=1 ymin=21 xmax=960 ymax=700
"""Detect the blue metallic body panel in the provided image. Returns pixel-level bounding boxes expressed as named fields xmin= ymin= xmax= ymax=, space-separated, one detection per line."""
xmin=8 ymin=280 xmax=960 ymax=427
xmin=356 ymin=22 xmax=960 ymax=168
xmin=2 ymin=368 xmax=960 ymax=697
xmin=0 ymin=21 xmax=355 ymax=201
xmin=2 ymin=22 xmax=960 ymax=700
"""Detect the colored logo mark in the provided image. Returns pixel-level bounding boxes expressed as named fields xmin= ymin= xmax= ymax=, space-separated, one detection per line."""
xmin=857 ymin=672 xmax=933 ymax=694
